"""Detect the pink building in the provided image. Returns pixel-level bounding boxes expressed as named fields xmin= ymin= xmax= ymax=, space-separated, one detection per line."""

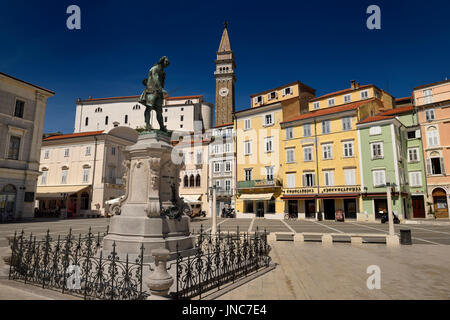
xmin=413 ymin=79 xmax=450 ymax=218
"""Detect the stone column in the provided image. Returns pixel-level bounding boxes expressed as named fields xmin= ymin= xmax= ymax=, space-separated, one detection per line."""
xmin=145 ymin=248 xmax=174 ymax=300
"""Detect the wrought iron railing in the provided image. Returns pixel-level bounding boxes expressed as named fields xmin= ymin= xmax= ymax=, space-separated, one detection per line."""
xmin=8 ymin=227 xmax=148 ymax=300
xmin=172 ymin=225 xmax=272 ymax=299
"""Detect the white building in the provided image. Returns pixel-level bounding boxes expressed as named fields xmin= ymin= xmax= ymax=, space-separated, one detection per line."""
xmin=208 ymin=123 xmax=235 ymax=214
xmin=74 ymin=95 xmax=213 ymax=134
xmin=0 ymin=72 xmax=54 ymax=221
xmin=36 ymin=127 xmax=138 ymax=218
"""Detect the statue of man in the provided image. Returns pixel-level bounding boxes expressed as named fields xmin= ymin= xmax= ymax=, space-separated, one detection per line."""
xmin=139 ymin=56 xmax=170 ymax=131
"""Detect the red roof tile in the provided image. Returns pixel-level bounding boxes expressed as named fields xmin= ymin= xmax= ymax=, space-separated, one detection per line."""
xmin=379 ymin=105 xmax=414 ymax=116
xmin=281 ymin=98 xmax=376 ymax=124
xmin=214 ymin=122 xmax=233 ymax=128
xmin=44 ymin=131 xmax=104 ymax=141
xmin=78 ymin=95 xmax=203 ymax=103
xmin=358 ymin=115 xmax=394 ymax=124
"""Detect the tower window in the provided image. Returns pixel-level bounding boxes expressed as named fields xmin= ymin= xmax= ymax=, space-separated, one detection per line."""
xmin=105 ymin=116 xmax=109 ymax=125
xmin=124 ymin=115 xmax=128 ymax=124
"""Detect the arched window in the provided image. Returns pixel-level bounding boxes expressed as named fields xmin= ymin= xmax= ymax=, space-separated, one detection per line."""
xmin=184 ymin=175 xmax=189 ymax=188
xmin=85 ymin=117 xmax=89 ymax=126
xmin=189 ymin=175 xmax=195 ymax=187
xmin=105 ymin=116 xmax=109 ymax=125
xmin=195 ymin=174 xmax=201 ymax=187
xmin=125 ymin=115 xmax=128 ymax=124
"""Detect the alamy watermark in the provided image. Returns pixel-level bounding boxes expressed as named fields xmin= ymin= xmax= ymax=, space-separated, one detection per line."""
xmin=366 ymin=265 xmax=381 ymax=290
xmin=66 ymin=5 xmax=81 ymax=30
xmin=366 ymin=5 xmax=381 ymax=30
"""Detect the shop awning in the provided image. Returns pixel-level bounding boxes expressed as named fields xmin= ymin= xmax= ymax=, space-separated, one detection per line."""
xmin=316 ymin=193 xmax=359 ymax=199
xmin=239 ymin=193 xmax=274 ymax=201
xmin=281 ymin=195 xmax=317 ymax=200
xmin=181 ymin=194 xmax=202 ymax=204
xmin=36 ymin=186 xmax=89 ymax=199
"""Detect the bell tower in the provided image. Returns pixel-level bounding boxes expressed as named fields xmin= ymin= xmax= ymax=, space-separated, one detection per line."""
xmin=214 ymin=22 xmax=236 ymax=126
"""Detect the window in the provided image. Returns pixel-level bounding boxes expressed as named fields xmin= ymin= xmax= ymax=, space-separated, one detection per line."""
xmin=245 ymin=169 xmax=252 ymax=181
xmin=371 ymin=142 xmax=383 ymax=159
xmin=44 ymin=150 xmax=50 ymax=159
xmin=283 ymin=87 xmax=292 ymax=96
xmin=82 ymin=168 xmax=90 ymax=183
xmin=425 ymin=109 xmax=435 ymax=121
xmin=286 ymin=173 xmax=296 ymax=188
xmin=254 ymin=96 xmax=263 ymax=104
xmin=125 ymin=115 xmax=128 ymax=124
xmin=196 ymin=151 xmax=202 ymax=164
xmin=409 ymin=171 xmax=422 ymax=187
xmin=14 ymin=100 xmax=25 ymax=118
xmin=408 ymin=148 xmax=419 ymax=162
xmin=224 ymin=143 xmax=232 ymax=153
xmin=214 ymin=162 xmax=221 ymax=173
xmin=322 ymin=144 xmax=332 ymax=160
xmin=285 ymin=127 xmax=293 ymax=140
xmin=286 ymin=148 xmax=295 ymax=163
xmin=244 ymin=141 xmax=252 ymax=155
xmin=165 ymin=109 xmax=168 ymax=112
xmin=369 ymin=126 xmax=381 ymax=135
xmin=225 ymin=180 xmax=231 ymax=191
xmin=8 ymin=136 xmax=21 ymax=160
xmin=95 ymin=107 xmax=103 ymax=113
xmin=375 ymin=91 xmax=381 ymax=99
xmin=344 ymin=168 xmax=356 ymax=185
xmin=268 ymin=91 xmax=277 ymax=100
xmin=343 ymin=141 xmax=354 ymax=157
xmin=265 ymin=137 xmax=273 ymax=153
xmin=105 ymin=116 xmax=109 ymax=125
xmin=41 ymin=171 xmax=47 ymax=185
xmin=313 ymin=102 xmax=320 ymax=110
xmin=111 ymin=147 xmax=116 ymax=155
xmin=342 ymin=117 xmax=352 ymax=131
xmin=180 ymin=125 xmax=183 ymax=128
xmin=213 ymin=144 xmax=221 ymax=154
xmin=264 ymin=114 xmax=273 ymax=126
xmin=322 ymin=120 xmax=330 ymax=134
xmin=64 ymin=148 xmax=70 ymax=157
xmin=85 ymin=117 xmax=89 ymax=126
xmin=180 ymin=115 xmax=184 ymax=121
xmin=183 ymin=175 xmax=189 ymax=187
xmin=244 ymin=119 xmax=251 ymax=130
xmin=373 ymin=170 xmax=386 ymax=187
xmin=323 ymin=170 xmax=334 ymax=186
xmin=109 ymin=167 xmax=115 ymax=181
xmin=407 ymin=131 xmax=416 ymax=139
xmin=225 ymin=161 xmax=231 ymax=172
xmin=344 ymin=94 xmax=352 ymax=103
xmin=424 ymin=89 xmax=433 ymax=104
xmin=61 ymin=169 xmax=68 ymax=184
xmin=361 ymin=90 xmax=369 ymax=99
xmin=426 ymin=127 xmax=439 ymax=146
xmin=195 ymin=174 xmax=201 ymax=187
xmin=303 ymin=124 xmax=312 ymax=137
xmin=303 ymin=146 xmax=313 ymax=161
xmin=133 ymin=104 xmax=141 ymax=110
xmin=164 ymin=117 xmax=168 ymax=122
xmin=266 ymin=166 xmax=274 ymax=181
xmin=428 ymin=157 xmax=445 ymax=175
xmin=181 ymin=108 xmax=184 ymax=111
xmin=189 ymin=175 xmax=195 ymax=187
xmin=303 ymin=173 xmax=315 ymax=187
xmin=328 ymin=98 xmax=335 ymax=107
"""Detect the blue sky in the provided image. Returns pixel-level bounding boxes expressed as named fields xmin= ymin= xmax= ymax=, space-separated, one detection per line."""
xmin=1 ymin=0 xmax=449 ymax=133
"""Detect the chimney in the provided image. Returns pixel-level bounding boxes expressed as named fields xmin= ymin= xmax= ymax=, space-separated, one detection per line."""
xmin=351 ymin=80 xmax=356 ymax=89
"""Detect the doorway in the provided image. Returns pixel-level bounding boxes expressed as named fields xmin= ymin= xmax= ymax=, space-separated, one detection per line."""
xmin=411 ymin=196 xmax=425 ymax=218
xmin=432 ymin=188 xmax=449 ymax=218
xmin=374 ymin=199 xmax=388 ymax=220
xmin=305 ymin=200 xmax=315 ymax=219
xmin=323 ymin=199 xmax=335 ymax=220
xmin=288 ymin=200 xmax=298 ymax=218
xmin=344 ymin=199 xmax=357 ymax=219
xmin=256 ymin=201 xmax=265 ymax=218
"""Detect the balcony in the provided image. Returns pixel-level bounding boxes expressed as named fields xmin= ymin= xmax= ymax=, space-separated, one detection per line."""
xmin=237 ymin=179 xmax=281 ymax=189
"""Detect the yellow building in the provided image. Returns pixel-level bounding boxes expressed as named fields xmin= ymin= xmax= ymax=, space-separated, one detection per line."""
xmin=280 ymin=81 xmax=395 ymax=221
xmin=234 ymin=81 xmax=315 ymax=218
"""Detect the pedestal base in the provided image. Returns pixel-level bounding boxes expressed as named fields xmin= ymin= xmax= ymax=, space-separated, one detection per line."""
xmin=102 ymin=215 xmax=195 ymax=262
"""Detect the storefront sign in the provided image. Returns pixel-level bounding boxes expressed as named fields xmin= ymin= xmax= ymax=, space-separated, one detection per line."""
xmin=320 ymin=186 xmax=361 ymax=193
xmin=283 ymin=188 xmax=315 ymax=195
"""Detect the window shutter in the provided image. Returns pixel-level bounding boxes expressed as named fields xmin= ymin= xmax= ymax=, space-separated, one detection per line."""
xmin=416 ymin=129 xmax=421 ymax=138
xmin=426 ymin=158 xmax=431 ymax=175
xmin=302 ymin=174 xmax=306 ymax=187
xmin=440 ymin=157 xmax=446 ymax=175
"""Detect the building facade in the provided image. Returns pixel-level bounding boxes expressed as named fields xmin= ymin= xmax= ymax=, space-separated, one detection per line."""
xmin=413 ymin=79 xmax=450 ymax=218
xmin=36 ymin=127 xmax=138 ymax=217
xmin=0 ymin=72 xmax=54 ymax=221
xmin=208 ymin=123 xmax=235 ymax=214
xmin=357 ymin=104 xmax=428 ymax=221
xmin=74 ymin=95 xmax=213 ymax=134
xmin=280 ymin=81 xmax=394 ymax=221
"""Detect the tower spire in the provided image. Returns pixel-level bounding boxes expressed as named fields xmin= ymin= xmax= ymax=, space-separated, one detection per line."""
xmin=218 ymin=23 xmax=232 ymax=52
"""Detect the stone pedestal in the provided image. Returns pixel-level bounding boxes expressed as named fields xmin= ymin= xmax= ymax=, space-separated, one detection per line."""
xmin=102 ymin=131 xmax=195 ymax=262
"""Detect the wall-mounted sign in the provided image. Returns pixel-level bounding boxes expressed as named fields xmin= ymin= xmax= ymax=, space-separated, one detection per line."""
xmin=283 ymin=188 xmax=315 ymax=195
xmin=320 ymin=186 xmax=361 ymax=193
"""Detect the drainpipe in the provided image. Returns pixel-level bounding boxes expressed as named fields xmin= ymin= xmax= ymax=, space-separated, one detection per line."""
xmin=91 ymin=135 xmax=98 ymax=211
xmin=314 ymin=118 xmax=321 ymax=220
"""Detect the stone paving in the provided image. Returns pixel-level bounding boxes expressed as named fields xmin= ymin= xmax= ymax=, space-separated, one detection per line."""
xmin=218 ymin=241 xmax=450 ymax=300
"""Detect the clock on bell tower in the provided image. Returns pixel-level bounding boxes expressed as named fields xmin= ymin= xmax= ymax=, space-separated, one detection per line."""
xmin=214 ymin=22 xmax=236 ymax=126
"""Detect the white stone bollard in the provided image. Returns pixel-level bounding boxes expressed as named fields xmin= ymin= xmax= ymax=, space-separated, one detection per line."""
xmin=294 ymin=234 xmax=304 ymax=243
xmin=386 ymin=235 xmax=400 ymax=248
xmin=351 ymin=236 xmax=363 ymax=246
xmin=321 ymin=234 xmax=333 ymax=246
xmin=145 ymin=248 xmax=174 ymax=300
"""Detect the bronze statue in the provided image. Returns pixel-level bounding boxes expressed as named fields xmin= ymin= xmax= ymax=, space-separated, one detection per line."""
xmin=139 ymin=56 xmax=170 ymax=131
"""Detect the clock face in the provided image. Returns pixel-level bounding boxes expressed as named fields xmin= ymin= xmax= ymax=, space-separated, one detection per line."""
xmin=219 ymin=88 xmax=229 ymax=97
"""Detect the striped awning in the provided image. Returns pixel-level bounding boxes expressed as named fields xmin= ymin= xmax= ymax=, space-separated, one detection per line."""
xmin=239 ymin=193 xmax=274 ymax=201
xmin=36 ymin=185 xmax=89 ymax=199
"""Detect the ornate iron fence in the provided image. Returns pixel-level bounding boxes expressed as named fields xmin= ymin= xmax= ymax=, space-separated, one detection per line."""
xmin=172 ymin=225 xmax=272 ymax=299
xmin=8 ymin=227 xmax=148 ymax=300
